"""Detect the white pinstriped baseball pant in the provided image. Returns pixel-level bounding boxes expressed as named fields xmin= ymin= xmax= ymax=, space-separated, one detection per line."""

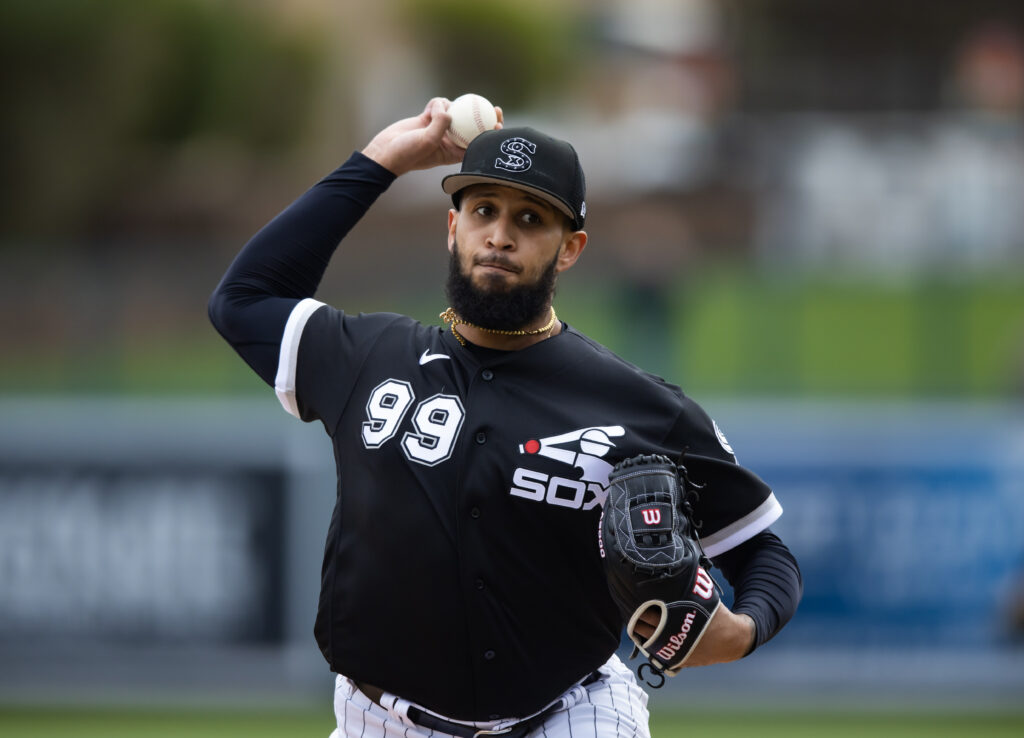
xmin=328 ymin=654 xmax=651 ymax=738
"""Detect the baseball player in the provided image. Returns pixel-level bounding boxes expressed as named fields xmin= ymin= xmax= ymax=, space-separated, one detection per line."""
xmin=209 ymin=98 xmax=802 ymax=737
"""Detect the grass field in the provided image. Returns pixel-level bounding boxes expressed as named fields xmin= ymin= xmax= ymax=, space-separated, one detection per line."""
xmin=1 ymin=707 xmax=1022 ymax=737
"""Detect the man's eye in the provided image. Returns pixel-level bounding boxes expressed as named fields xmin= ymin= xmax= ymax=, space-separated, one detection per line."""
xmin=521 ymin=212 xmax=542 ymax=225
xmin=474 ymin=205 xmax=493 ymax=216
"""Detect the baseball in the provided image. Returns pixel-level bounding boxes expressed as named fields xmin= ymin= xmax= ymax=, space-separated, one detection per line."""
xmin=447 ymin=93 xmax=498 ymax=148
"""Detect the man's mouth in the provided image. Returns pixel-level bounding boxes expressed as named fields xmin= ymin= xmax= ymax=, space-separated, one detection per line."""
xmin=475 ymin=259 xmax=520 ymax=273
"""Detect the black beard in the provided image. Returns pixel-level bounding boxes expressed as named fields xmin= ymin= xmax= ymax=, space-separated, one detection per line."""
xmin=445 ymin=241 xmax=559 ymax=331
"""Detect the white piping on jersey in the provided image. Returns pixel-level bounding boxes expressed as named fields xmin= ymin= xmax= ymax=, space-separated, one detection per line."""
xmin=275 ymin=297 xmax=326 ymax=418
xmin=699 ymin=492 xmax=783 ymax=558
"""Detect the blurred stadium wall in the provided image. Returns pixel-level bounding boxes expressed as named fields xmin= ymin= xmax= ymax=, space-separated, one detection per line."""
xmin=2 ymin=0 xmax=1024 ymax=713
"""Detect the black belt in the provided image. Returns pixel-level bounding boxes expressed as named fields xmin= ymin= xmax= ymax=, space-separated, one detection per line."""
xmin=357 ymin=671 xmax=601 ymax=738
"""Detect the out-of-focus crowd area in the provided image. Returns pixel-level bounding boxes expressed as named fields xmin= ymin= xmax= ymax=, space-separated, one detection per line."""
xmin=4 ymin=0 xmax=1024 ymax=396
xmin=2 ymin=0 xmax=1024 ymax=717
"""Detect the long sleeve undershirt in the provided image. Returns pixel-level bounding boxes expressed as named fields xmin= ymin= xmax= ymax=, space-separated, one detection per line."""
xmin=713 ymin=528 xmax=803 ymax=653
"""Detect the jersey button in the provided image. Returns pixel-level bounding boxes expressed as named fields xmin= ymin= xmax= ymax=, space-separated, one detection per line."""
xmin=484 ymin=649 xmax=496 ymax=660
xmin=470 ymin=507 xmax=481 ymax=519
xmin=475 ymin=431 xmax=486 ymax=444
xmin=481 ymin=369 xmax=494 ymax=381
xmin=475 ymin=578 xmax=485 ymax=590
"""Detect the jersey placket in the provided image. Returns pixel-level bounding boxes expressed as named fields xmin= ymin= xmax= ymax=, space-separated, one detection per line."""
xmin=451 ymin=360 xmax=507 ymax=719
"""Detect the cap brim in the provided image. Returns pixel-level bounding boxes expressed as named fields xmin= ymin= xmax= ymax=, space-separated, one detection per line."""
xmin=442 ymin=173 xmax=576 ymax=224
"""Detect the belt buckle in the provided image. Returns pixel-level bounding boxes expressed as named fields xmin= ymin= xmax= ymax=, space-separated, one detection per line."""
xmin=473 ymin=728 xmax=513 ymax=737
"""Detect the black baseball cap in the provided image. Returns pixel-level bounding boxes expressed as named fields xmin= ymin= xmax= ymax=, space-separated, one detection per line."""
xmin=442 ymin=126 xmax=587 ymax=230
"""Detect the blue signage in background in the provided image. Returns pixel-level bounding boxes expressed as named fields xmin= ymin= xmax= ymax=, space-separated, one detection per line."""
xmin=711 ymin=401 xmax=1024 ymax=652
xmin=0 ymin=466 xmax=286 ymax=643
xmin=763 ymin=465 xmax=1024 ymax=648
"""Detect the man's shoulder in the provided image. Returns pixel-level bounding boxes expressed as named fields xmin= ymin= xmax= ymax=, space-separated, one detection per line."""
xmin=560 ymin=325 xmax=684 ymax=397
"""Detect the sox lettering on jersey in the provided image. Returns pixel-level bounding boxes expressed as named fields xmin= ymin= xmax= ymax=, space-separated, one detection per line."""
xmin=509 ymin=467 xmax=608 ymax=510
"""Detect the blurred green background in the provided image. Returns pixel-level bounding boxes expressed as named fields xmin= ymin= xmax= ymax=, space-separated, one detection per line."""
xmin=3 ymin=0 xmax=1024 ymax=736
xmin=4 ymin=0 xmax=1024 ymax=399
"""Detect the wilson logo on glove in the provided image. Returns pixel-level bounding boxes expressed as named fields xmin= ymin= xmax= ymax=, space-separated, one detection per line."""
xmin=693 ymin=567 xmax=715 ymax=600
xmin=631 ymin=503 xmax=670 ymax=532
xmin=599 ymin=454 xmax=722 ymax=688
xmin=655 ymin=610 xmax=697 ymax=662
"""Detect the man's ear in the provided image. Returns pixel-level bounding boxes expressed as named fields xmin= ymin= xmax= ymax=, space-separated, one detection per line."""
xmin=556 ymin=230 xmax=588 ymax=273
xmin=447 ymin=209 xmax=458 ymax=253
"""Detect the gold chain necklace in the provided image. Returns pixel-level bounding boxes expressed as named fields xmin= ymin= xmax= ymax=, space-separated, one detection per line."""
xmin=440 ymin=307 xmax=558 ymax=347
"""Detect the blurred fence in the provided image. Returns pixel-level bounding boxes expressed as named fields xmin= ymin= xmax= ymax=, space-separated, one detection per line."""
xmin=1 ymin=395 xmax=1022 ymax=708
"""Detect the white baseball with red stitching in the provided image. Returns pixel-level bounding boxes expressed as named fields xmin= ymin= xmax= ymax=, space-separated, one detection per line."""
xmin=447 ymin=93 xmax=498 ymax=148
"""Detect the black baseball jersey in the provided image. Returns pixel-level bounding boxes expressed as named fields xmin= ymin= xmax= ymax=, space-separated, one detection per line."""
xmin=274 ymin=299 xmax=781 ymax=720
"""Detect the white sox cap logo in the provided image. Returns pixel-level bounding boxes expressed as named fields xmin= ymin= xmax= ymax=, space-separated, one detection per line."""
xmin=494 ymin=137 xmax=536 ymax=172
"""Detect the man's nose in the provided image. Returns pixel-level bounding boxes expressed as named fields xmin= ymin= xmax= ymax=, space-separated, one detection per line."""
xmin=486 ymin=216 xmax=516 ymax=250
